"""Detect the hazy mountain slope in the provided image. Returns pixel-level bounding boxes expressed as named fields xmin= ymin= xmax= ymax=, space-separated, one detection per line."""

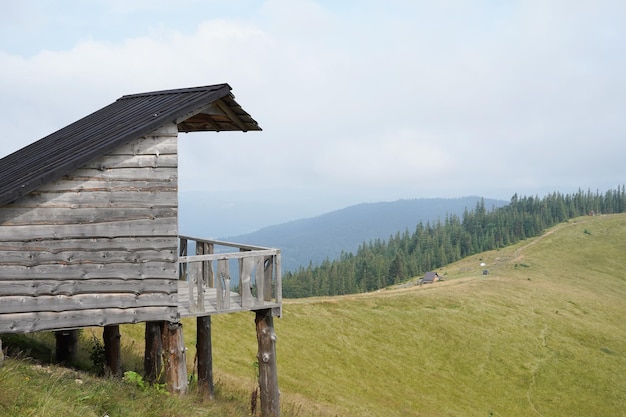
xmin=211 ymin=213 xmax=626 ymax=416
xmin=225 ymin=197 xmax=507 ymax=271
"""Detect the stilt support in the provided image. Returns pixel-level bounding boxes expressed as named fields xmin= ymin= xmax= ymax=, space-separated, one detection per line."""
xmin=197 ymin=315 xmax=215 ymax=399
xmin=103 ymin=325 xmax=122 ymax=377
xmin=256 ymin=309 xmax=280 ymax=417
xmin=55 ymin=329 xmax=78 ymax=365
xmin=162 ymin=321 xmax=188 ymax=395
xmin=144 ymin=321 xmax=164 ymax=384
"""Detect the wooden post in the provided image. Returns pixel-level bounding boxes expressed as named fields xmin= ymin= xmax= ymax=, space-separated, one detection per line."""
xmin=0 ymin=337 xmax=4 ymax=368
xmin=256 ymin=309 xmax=280 ymax=417
xmin=264 ymin=256 xmax=274 ymax=302
xmin=162 ymin=321 xmax=188 ymax=395
xmin=103 ymin=325 xmax=122 ymax=377
xmin=144 ymin=321 xmax=164 ymax=384
xmin=55 ymin=329 xmax=79 ymax=365
xmin=197 ymin=315 xmax=215 ymax=399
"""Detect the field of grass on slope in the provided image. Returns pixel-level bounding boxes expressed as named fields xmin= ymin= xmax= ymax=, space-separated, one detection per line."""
xmin=1 ymin=214 xmax=624 ymax=417
xmin=210 ymin=214 xmax=626 ymax=416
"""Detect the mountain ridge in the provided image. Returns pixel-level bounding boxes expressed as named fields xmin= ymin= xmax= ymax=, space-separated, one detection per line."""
xmin=224 ymin=196 xmax=508 ymax=271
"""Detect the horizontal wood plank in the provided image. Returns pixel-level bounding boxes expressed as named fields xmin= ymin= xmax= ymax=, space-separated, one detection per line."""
xmin=81 ymin=154 xmax=178 ymax=170
xmin=0 ymin=237 xmax=177 ymax=252
xmin=35 ymin=179 xmax=177 ymax=194
xmin=179 ymin=250 xmax=278 ymax=263
xmin=179 ymin=236 xmax=275 ymax=251
xmin=0 ymin=261 xmax=177 ymax=280
xmin=0 ymin=206 xmax=176 ymax=226
xmin=0 ymin=278 xmax=177 ymax=297
xmin=0 ymin=217 xmax=177 ymax=241
xmin=0 ymin=306 xmax=178 ymax=333
xmin=111 ymin=136 xmax=177 ymax=155
xmin=10 ymin=190 xmax=177 ymax=208
xmin=65 ymin=167 xmax=177 ymax=182
xmin=0 ymin=293 xmax=177 ymax=314
xmin=0 ymin=248 xmax=177 ymax=267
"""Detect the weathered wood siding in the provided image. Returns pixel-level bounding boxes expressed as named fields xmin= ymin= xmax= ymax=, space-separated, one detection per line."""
xmin=0 ymin=124 xmax=180 ymax=333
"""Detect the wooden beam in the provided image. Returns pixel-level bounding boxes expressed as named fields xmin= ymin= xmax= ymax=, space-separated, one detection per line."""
xmin=256 ymin=309 xmax=280 ymax=417
xmin=103 ymin=325 xmax=122 ymax=377
xmin=178 ymin=236 xmax=275 ymax=251
xmin=214 ymin=98 xmax=248 ymax=131
xmin=178 ymin=249 xmax=278 ymax=263
xmin=177 ymin=113 xmax=221 ymax=132
xmin=196 ymin=316 xmax=214 ymax=399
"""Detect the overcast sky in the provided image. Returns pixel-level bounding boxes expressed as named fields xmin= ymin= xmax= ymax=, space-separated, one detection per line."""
xmin=1 ymin=0 xmax=625 ymax=229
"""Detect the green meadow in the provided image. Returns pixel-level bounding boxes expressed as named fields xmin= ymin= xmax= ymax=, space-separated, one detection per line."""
xmin=2 ymin=214 xmax=625 ymax=416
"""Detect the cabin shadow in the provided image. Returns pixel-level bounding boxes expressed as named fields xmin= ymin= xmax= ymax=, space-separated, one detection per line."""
xmin=2 ymin=329 xmax=144 ymax=375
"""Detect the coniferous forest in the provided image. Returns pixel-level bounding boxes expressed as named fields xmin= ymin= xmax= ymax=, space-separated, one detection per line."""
xmin=282 ymin=186 xmax=626 ymax=298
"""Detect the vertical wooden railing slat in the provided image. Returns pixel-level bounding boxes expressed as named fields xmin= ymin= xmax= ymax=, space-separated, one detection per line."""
xmin=204 ymin=242 xmax=214 ymax=287
xmin=275 ymin=253 xmax=282 ymax=316
xmin=240 ymin=256 xmax=255 ymax=307
xmin=264 ymin=256 xmax=274 ymax=302
xmin=179 ymin=238 xmax=188 ymax=281
xmin=195 ymin=242 xmax=205 ymax=312
xmin=188 ymin=262 xmax=198 ymax=314
xmin=217 ymin=259 xmax=230 ymax=310
xmin=255 ymin=257 xmax=265 ymax=304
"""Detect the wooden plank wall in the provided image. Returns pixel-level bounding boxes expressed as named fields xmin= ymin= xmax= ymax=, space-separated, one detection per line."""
xmin=0 ymin=123 xmax=180 ymax=333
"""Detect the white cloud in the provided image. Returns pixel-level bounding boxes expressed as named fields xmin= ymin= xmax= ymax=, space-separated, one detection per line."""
xmin=314 ymin=130 xmax=450 ymax=187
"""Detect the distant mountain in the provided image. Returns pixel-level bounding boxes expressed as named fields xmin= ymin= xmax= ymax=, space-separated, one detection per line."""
xmin=224 ymin=197 xmax=508 ymax=272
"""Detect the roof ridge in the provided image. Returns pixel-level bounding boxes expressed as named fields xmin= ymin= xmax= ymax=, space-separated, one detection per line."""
xmin=118 ymin=83 xmax=231 ymax=101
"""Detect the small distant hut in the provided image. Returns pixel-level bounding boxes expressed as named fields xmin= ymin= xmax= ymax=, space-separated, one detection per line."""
xmin=0 ymin=84 xmax=281 ymax=416
xmin=420 ymin=271 xmax=440 ymax=285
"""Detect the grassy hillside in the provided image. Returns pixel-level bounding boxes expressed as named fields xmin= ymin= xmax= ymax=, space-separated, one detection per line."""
xmin=1 ymin=214 xmax=625 ymax=416
xmin=210 ymin=214 xmax=626 ymax=416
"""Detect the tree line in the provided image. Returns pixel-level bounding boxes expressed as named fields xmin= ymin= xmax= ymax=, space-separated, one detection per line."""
xmin=282 ymin=186 xmax=626 ymax=298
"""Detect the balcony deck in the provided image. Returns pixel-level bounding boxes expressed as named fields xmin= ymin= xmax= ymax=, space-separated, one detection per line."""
xmin=176 ymin=284 xmax=281 ymax=317
xmin=177 ymin=236 xmax=282 ymax=318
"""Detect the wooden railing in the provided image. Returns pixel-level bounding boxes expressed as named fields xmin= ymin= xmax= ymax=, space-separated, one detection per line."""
xmin=177 ymin=236 xmax=282 ymax=317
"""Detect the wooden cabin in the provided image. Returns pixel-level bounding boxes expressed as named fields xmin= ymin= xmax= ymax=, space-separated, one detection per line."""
xmin=420 ymin=271 xmax=440 ymax=284
xmin=0 ymin=84 xmax=281 ymax=415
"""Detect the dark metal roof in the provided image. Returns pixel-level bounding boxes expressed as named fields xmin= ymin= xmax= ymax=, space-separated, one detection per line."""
xmin=422 ymin=271 xmax=439 ymax=282
xmin=0 ymin=84 xmax=261 ymax=206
